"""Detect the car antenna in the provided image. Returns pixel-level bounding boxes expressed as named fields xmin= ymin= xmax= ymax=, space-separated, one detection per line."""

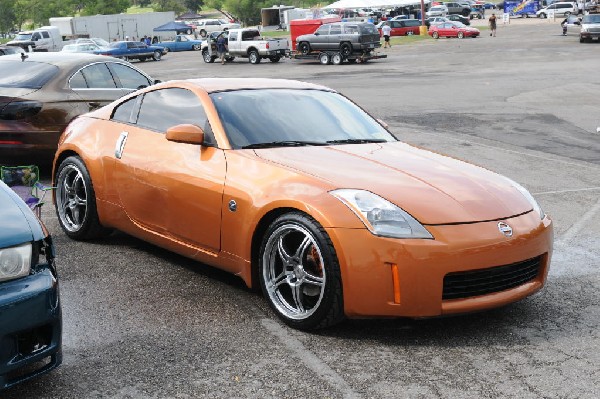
xmin=20 ymin=52 xmax=28 ymax=61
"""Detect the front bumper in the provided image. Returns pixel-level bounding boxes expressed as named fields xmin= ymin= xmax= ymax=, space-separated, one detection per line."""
xmin=580 ymin=31 xmax=600 ymax=39
xmin=0 ymin=265 xmax=62 ymax=391
xmin=328 ymin=211 xmax=553 ymax=318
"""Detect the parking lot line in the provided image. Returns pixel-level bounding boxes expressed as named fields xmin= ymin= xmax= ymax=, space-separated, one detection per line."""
xmin=260 ymin=318 xmax=361 ymax=399
xmin=557 ymin=197 xmax=600 ymax=244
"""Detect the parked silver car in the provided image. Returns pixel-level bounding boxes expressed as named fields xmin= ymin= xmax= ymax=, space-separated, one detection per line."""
xmin=296 ymin=22 xmax=381 ymax=57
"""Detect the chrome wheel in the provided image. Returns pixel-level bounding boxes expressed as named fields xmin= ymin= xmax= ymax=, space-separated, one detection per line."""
xmin=262 ymin=223 xmax=326 ymax=321
xmin=56 ymin=164 xmax=88 ymax=233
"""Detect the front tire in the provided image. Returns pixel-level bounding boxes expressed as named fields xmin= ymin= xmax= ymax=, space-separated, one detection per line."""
xmin=249 ymin=50 xmax=261 ymax=64
xmin=259 ymin=212 xmax=344 ymax=330
xmin=298 ymin=42 xmax=310 ymax=55
xmin=192 ymin=44 xmax=200 ymax=51
xmin=432 ymin=31 xmax=439 ymax=39
xmin=202 ymin=49 xmax=214 ymax=63
xmin=319 ymin=52 xmax=330 ymax=65
xmin=55 ymin=156 xmax=109 ymax=240
xmin=152 ymin=50 xmax=162 ymax=61
xmin=458 ymin=31 xmax=465 ymax=39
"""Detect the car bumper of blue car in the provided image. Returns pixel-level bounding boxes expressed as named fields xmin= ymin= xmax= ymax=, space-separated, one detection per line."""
xmin=0 ymin=264 xmax=62 ymax=391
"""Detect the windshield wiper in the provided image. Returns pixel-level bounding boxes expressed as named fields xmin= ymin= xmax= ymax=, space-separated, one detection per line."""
xmin=326 ymin=138 xmax=388 ymax=145
xmin=242 ymin=140 xmax=327 ymax=149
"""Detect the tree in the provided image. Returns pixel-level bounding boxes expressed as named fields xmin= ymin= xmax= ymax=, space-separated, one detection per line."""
xmin=80 ymin=0 xmax=131 ymax=16
xmin=0 ymin=0 xmax=16 ymax=32
xmin=153 ymin=0 xmax=186 ymax=14
xmin=183 ymin=0 xmax=203 ymax=12
xmin=222 ymin=0 xmax=267 ymax=26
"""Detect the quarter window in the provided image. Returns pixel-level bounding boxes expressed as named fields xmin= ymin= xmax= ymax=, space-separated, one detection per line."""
xmin=316 ymin=25 xmax=329 ymax=35
xmin=330 ymin=25 xmax=341 ymax=35
xmin=111 ymin=96 xmax=138 ymax=124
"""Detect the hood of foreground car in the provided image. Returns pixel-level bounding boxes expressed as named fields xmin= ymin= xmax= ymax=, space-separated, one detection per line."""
xmin=0 ymin=181 xmax=43 ymax=248
xmin=254 ymin=142 xmax=532 ymax=225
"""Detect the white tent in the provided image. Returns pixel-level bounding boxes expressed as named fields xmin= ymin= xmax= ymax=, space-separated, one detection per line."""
xmin=322 ymin=0 xmax=430 ymax=9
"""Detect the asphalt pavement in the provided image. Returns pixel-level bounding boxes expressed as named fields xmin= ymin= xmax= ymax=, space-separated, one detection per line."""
xmin=4 ymin=18 xmax=600 ymax=398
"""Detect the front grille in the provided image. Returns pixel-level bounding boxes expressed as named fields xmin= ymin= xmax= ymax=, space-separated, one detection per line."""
xmin=443 ymin=256 xmax=542 ymax=300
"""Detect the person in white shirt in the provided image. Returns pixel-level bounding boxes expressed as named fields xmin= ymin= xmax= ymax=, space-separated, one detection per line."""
xmin=382 ymin=23 xmax=392 ymax=48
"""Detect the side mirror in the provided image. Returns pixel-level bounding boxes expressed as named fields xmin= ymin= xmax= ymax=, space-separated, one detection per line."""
xmin=314 ymin=32 xmax=320 ymax=36
xmin=153 ymin=79 xmax=162 ymax=84
xmin=166 ymin=124 xmax=205 ymax=144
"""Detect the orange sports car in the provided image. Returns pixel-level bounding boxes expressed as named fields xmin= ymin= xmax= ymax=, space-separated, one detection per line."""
xmin=53 ymin=79 xmax=553 ymax=330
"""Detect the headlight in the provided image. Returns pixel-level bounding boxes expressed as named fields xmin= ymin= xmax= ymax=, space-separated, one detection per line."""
xmin=0 ymin=243 xmax=32 ymax=282
xmin=505 ymin=178 xmax=545 ymax=220
xmin=330 ymin=189 xmax=433 ymax=239
xmin=581 ymin=26 xmax=588 ymax=33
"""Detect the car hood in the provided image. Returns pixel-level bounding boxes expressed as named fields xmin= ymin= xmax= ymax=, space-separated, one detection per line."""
xmin=253 ymin=142 xmax=532 ymax=225
xmin=0 ymin=182 xmax=44 ymax=248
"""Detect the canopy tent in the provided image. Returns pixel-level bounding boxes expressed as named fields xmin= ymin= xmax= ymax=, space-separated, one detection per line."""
xmin=322 ymin=0 xmax=431 ymax=9
xmin=153 ymin=21 xmax=193 ymax=32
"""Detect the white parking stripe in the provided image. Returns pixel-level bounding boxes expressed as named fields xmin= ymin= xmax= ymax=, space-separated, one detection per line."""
xmin=558 ymin=197 xmax=600 ymax=244
xmin=261 ymin=318 xmax=362 ymax=399
xmin=533 ymin=187 xmax=600 ymax=195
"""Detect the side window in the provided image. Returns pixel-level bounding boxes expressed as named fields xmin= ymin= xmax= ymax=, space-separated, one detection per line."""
xmin=108 ymin=62 xmax=151 ymax=89
xmin=136 ymin=88 xmax=209 ymax=135
xmin=127 ymin=42 xmax=137 ymax=49
xmin=75 ymin=64 xmax=117 ymax=89
xmin=316 ymin=25 xmax=329 ymax=35
xmin=42 ymin=31 xmax=50 ymax=39
xmin=111 ymin=96 xmax=139 ymax=123
xmin=32 ymin=32 xmax=41 ymax=41
xmin=344 ymin=25 xmax=358 ymax=34
xmin=330 ymin=24 xmax=341 ymax=35
xmin=229 ymin=32 xmax=238 ymax=41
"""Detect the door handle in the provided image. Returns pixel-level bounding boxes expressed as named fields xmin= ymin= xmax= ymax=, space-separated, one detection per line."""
xmin=115 ymin=131 xmax=128 ymax=159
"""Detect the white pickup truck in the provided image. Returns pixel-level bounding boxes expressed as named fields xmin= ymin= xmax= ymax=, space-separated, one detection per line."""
xmin=6 ymin=26 xmax=65 ymax=52
xmin=201 ymin=28 xmax=289 ymax=64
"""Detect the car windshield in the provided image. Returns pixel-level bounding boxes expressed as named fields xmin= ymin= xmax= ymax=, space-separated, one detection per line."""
xmin=583 ymin=14 xmax=600 ymax=23
xmin=14 ymin=33 xmax=32 ymax=40
xmin=210 ymin=89 xmax=396 ymax=149
xmin=0 ymin=60 xmax=58 ymax=89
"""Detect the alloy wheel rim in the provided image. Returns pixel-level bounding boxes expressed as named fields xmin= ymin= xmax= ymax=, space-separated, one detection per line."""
xmin=57 ymin=164 xmax=88 ymax=232
xmin=263 ymin=223 xmax=326 ymax=320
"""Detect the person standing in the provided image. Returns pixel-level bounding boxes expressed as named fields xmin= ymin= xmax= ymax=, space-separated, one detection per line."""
xmin=216 ymin=34 xmax=228 ymax=65
xmin=382 ymin=22 xmax=392 ymax=48
xmin=489 ymin=13 xmax=497 ymax=37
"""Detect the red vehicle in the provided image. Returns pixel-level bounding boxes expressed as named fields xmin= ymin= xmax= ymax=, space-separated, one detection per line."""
xmin=376 ymin=19 xmax=421 ymax=36
xmin=428 ymin=21 xmax=480 ymax=39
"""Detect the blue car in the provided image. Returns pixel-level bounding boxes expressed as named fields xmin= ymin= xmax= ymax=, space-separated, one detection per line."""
xmin=156 ymin=35 xmax=203 ymax=52
xmin=94 ymin=40 xmax=166 ymax=61
xmin=0 ymin=180 xmax=62 ymax=390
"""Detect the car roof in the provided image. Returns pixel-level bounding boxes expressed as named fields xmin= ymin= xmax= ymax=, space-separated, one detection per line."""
xmin=175 ymin=78 xmax=335 ymax=94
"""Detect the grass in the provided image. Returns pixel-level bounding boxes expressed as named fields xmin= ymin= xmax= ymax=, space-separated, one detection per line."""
xmin=126 ymin=6 xmax=155 ymax=14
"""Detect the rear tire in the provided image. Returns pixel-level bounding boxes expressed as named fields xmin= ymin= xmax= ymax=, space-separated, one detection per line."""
xmin=458 ymin=31 xmax=464 ymax=39
xmin=340 ymin=42 xmax=352 ymax=57
xmin=432 ymin=31 xmax=439 ymax=39
xmin=270 ymin=55 xmax=281 ymax=63
xmin=192 ymin=44 xmax=200 ymax=51
xmin=55 ymin=156 xmax=110 ymax=240
xmin=200 ymin=30 xmax=207 ymax=38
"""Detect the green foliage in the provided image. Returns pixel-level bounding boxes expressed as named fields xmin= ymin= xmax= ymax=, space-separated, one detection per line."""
xmin=0 ymin=0 xmax=17 ymax=32
xmin=80 ymin=0 xmax=131 ymax=16
xmin=153 ymin=0 xmax=186 ymax=14
xmin=183 ymin=0 xmax=203 ymax=12
xmin=222 ymin=0 xmax=267 ymax=25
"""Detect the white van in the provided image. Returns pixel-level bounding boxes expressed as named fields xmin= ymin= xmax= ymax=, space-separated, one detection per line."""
xmin=536 ymin=2 xmax=579 ymax=18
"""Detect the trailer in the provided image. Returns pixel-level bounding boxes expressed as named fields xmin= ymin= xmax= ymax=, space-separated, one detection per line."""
xmin=292 ymin=50 xmax=387 ymax=65
xmin=50 ymin=12 xmax=176 ymax=42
